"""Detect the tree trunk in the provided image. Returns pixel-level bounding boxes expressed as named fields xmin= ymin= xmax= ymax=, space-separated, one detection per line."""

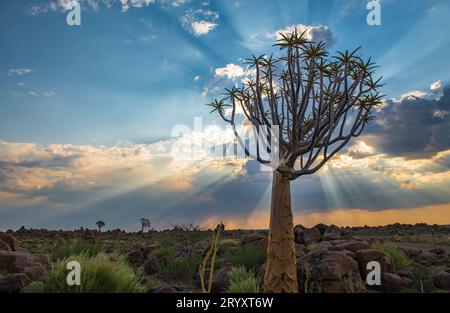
xmin=263 ymin=170 xmax=298 ymax=293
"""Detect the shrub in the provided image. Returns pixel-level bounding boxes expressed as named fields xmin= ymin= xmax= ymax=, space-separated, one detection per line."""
xmin=226 ymin=244 xmax=266 ymax=271
xmin=372 ymin=242 xmax=412 ymax=269
xmin=55 ymin=239 xmax=103 ymax=260
xmin=154 ymin=246 xmax=176 ymax=259
xmin=226 ymin=266 xmax=259 ymax=293
xmin=159 ymin=257 xmax=202 ymax=282
xmin=218 ymin=239 xmax=239 ymax=255
xmin=411 ymin=265 xmax=434 ymax=293
xmin=28 ymin=253 xmax=143 ymax=293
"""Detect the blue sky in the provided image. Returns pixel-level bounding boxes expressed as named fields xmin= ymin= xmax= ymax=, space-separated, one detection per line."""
xmin=0 ymin=0 xmax=449 ymax=230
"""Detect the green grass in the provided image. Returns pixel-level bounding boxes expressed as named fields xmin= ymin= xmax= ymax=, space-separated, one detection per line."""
xmin=226 ymin=244 xmax=266 ymax=271
xmin=54 ymin=239 xmax=103 ymax=260
xmin=159 ymin=257 xmax=202 ymax=282
xmin=153 ymin=246 xmax=176 ymax=258
xmin=225 ymin=266 xmax=259 ymax=293
xmin=27 ymin=253 xmax=143 ymax=293
xmin=372 ymin=242 xmax=412 ymax=269
xmin=218 ymin=239 xmax=240 ymax=255
xmin=411 ymin=265 xmax=434 ymax=293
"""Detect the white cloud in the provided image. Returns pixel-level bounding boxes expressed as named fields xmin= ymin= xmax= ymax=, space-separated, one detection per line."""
xmin=8 ymin=68 xmax=33 ymax=76
xmin=194 ymin=75 xmax=201 ymax=81
xmin=181 ymin=9 xmax=219 ymax=36
xmin=430 ymin=80 xmax=442 ymax=90
xmin=214 ymin=64 xmax=245 ymax=80
xmin=275 ymin=24 xmax=336 ymax=47
xmin=120 ymin=0 xmax=155 ymax=12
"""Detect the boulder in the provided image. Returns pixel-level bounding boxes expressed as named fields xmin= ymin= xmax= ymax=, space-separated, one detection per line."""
xmin=295 ymin=227 xmax=321 ymax=245
xmin=430 ymin=248 xmax=445 ymax=256
xmin=9 ymin=257 xmax=44 ymax=280
xmin=126 ymin=249 xmax=145 ymax=264
xmin=396 ymin=269 xmax=413 ymax=279
xmin=328 ymin=241 xmax=371 ymax=253
xmin=398 ymin=246 xmax=422 ymax=257
xmin=355 ymin=249 xmax=395 ymax=279
xmin=433 ymin=270 xmax=450 ymax=290
xmin=144 ymin=257 xmax=159 ymax=275
xmin=382 ymin=273 xmax=402 ymax=292
xmin=0 ymin=273 xmax=30 ymax=293
xmin=322 ymin=225 xmax=343 ymax=241
xmin=297 ymin=250 xmax=365 ymax=293
xmin=0 ymin=240 xmax=11 ymax=251
xmin=0 ymin=233 xmax=20 ymax=251
xmin=293 ymin=225 xmax=305 ymax=244
xmin=314 ymin=223 xmax=328 ymax=235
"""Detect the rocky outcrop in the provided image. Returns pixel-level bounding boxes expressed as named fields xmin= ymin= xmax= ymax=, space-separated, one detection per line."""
xmin=294 ymin=227 xmax=321 ymax=245
xmin=0 ymin=233 xmax=20 ymax=251
xmin=0 ymin=233 xmax=44 ymax=293
xmin=297 ymin=250 xmax=366 ymax=293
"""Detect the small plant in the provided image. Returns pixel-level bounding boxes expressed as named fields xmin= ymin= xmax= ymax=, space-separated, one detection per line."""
xmin=372 ymin=242 xmax=412 ymax=269
xmin=338 ymin=271 xmax=365 ymax=293
xmin=226 ymin=266 xmax=259 ymax=293
xmin=95 ymin=220 xmax=105 ymax=232
xmin=411 ymin=265 xmax=434 ymax=293
xmin=226 ymin=244 xmax=266 ymax=271
xmin=28 ymin=253 xmax=143 ymax=293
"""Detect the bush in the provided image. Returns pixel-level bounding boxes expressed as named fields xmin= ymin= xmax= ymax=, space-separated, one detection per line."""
xmin=226 ymin=244 xmax=266 ymax=271
xmin=154 ymin=246 xmax=176 ymax=259
xmin=372 ymin=242 xmax=412 ymax=269
xmin=159 ymin=257 xmax=202 ymax=282
xmin=411 ymin=265 xmax=434 ymax=293
xmin=28 ymin=253 xmax=143 ymax=293
xmin=55 ymin=239 xmax=103 ymax=260
xmin=226 ymin=266 xmax=259 ymax=293
xmin=218 ymin=239 xmax=239 ymax=255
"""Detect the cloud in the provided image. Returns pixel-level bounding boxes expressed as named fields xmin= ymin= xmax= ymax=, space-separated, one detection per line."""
xmin=275 ymin=24 xmax=337 ymax=47
xmin=181 ymin=9 xmax=219 ymax=36
xmin=214 ymin=64 xmax=245 ymax=80
xmin=365 ymin=84 xmax=450 ymax=157
xmin=213 ymin=63 xmax=255 ymax=86
xmin=430 ymin=80 xmax=442 ymax=90
xmin=8 ymin=68 xmax=33 ymax=76
xmin=120 ymin=0 xmax=155 ymax=12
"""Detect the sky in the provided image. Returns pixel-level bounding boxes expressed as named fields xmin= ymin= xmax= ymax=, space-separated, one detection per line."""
xmin=0 ymin=0 xmax=449 ymax=231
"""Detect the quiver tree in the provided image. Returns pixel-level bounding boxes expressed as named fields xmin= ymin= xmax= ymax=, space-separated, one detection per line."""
xmin=208 ymin=30 xmax=383 ymax=293
xmin=95 ymin=220 xmax=105 ymax=232
xmin=139 ymin=218 xmax=151 ymax=232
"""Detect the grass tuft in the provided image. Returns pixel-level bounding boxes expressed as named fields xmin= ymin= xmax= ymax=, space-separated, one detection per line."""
xmin=372 ymin=242 xmax=412 ymax=269
xmin=27 ymin=253 xmax=143 ymax=293
xmin=225 ymin=266 xmax=259 ymax=293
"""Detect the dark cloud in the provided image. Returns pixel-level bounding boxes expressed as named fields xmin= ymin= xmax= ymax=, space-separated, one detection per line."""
xmin=365 ymin=85 xmax=450 ymax=157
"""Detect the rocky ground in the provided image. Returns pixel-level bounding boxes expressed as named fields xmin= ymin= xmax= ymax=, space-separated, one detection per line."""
xmin=0 ymin=223 xmax=449 ymax=293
